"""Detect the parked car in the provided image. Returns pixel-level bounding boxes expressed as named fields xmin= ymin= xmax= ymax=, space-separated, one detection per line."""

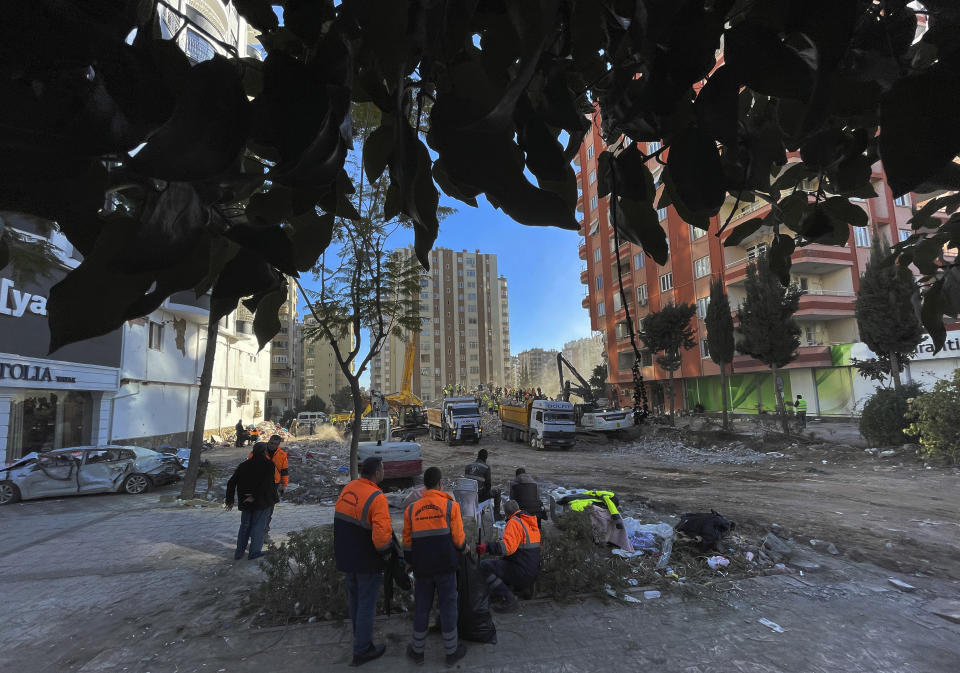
xmin=0 ymin=445 xmax=184 ymax=505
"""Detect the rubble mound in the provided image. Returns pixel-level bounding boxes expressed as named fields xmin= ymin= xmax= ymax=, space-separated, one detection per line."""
xmin=610 ymin=434 xmax=773 ymax=465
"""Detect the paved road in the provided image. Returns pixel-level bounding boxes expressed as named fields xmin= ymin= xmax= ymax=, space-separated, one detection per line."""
xmin=2 ymin=483 xmax=959 ymax=672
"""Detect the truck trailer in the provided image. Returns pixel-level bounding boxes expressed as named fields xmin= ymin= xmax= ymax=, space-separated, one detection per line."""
xmin=499 ymin=399 xmax=576 ymax=450
xmin=426 ymin=396 xmax=482 ymax=445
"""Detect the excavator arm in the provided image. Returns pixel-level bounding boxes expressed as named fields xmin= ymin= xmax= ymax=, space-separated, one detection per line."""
xmin=557 ymin=353 xmax=596 ymax=404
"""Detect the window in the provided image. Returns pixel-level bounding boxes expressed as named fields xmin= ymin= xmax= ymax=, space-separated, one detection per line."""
xmin=648 ymin=140 xmax=662 ymax=154
xmin=617 ymin=351 xmax=635 ymax=371
xmin=185 ymin=29 xmax=216 ymax=62
xmin=805 ymin=326 xmax=819 ymax=346
xmin=467 ymin=281 xmax=476 ymax=288
xmin=468 ymin=304 xmax=477 ymax=312
xmin=420 ymin=291 xmax=429 ymax=299
xmin=613 ymin=293 xmax=621 ymax=311
xmin=633 ymin=252 xmax=645 ymax=269
xmin=596 ymin=275 xmax=603 ymax=290
xmin=899 ymin=229 xmax=911 ymax=242
xmin=854 ymin=226 xmax=871 ymax=247
xmin=637 ymin=284 xmax=648 ymax=305
xmin=589 ymin=218 xmax=600 ymax=236
xmin=693 ymin=256 xmax=711 ymax=279
xmin=467 ymin=293 xmax=477 ymax=300
xmin=589 ymin=170 xmax=597 ymax=184
xmin=696 ymin=296 xmax=710 ymax=318
xmin=467 ymin=258 xmax=475 ymax=266
xmin=466 ymin=270 xmax=476 ymax=277
xmin=587 ymin=146 xmax=595 ymax=160
xmin=594 ymin=248 xmax=601 ymax=263
xmin=641 ymin=351 xmax=653 ymax=367
xmin=700 ymin=338 xmax=709 ymax=358
xmin=420 ymin=279 xmax=429 ymax=287
xmin=420 ymin=354 xmax=431 ymax=362
xmin=689 ymin=224 xmax=706 ymax=241
xmin=659 ymin=273 xmax=673 ymax=291
xmin=589 ymin=195 xmax=599 ymax=210
xmin=894 ymin=194 xmax=911 ymax=207
xmin=148 ymin=321 xmax=164 ymax=351
xmin=597 ymin=301 xmax=606 ymax=316
xmin=657 ymin=207 xmax=668 ymax=221
xmin=470 ymin=366 xmax=480 ymax=374
xmin=746 ymin=242 xmax=768 ymax=260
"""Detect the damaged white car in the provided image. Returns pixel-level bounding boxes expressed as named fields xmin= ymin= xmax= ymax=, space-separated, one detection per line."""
xmin=0 ymin=446 xmax=184 ymax=505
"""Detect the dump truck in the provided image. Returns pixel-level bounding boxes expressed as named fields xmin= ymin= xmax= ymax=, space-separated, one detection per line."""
xmin=499 ymin=399 xmax=576 ymax=450
xmin=426 ymin=396 xmax=482 ymax=444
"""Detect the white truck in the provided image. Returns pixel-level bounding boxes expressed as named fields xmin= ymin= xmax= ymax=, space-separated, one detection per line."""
xmin=499 ymin=399 xmax=577 ymax=450
xmin=426 ymin=396 xmax=483 ymax=444
xmin=357 ymin=416 xmax=422 ymax=481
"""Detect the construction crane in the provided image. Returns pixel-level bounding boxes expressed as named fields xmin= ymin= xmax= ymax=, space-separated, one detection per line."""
xmin=557 ymin=353 xmax=631 ymax=432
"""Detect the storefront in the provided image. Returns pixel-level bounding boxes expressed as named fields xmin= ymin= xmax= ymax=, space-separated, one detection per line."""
xmin=0 ymin=271 xmax=121 ymax=462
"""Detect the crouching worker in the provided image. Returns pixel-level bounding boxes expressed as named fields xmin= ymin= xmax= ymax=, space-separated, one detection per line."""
xmin=403 ymin=467 xmax=468 ymax=666
xmin=476 ymin=500 xmax=541 ymax=612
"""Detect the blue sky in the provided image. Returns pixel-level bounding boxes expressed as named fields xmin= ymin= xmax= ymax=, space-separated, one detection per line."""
xmin=296 ymin=194 xmax=591 ymax=387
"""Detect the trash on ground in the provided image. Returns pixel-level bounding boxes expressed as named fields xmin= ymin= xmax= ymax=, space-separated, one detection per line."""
xmin=759 ymin=618 xmax=785 ymax=633
xmin=887 ymin=578 xmax=917 ymax=592
xmin=706 ymin=555 xmax=730 ymax=570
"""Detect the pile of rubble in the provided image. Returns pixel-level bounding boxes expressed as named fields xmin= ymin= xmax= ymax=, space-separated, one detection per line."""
xmin=282 ymin=438 xmax=351 ymax=504
xmin=608 ymin=434 xmax=778 ymax=465
xmin=480 ymin=412 xmax=502 ymax=438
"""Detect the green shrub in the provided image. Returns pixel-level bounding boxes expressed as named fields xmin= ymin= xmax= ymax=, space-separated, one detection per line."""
xmin=859 ymin=382 xmax=922 ymax=446
xmin=538 ymin=511 xmax=629 ymax=600
xmin=253 ymin=526 xmax=348 ymax=622
xmin=906 ymin=372 xmax=960 ymax=464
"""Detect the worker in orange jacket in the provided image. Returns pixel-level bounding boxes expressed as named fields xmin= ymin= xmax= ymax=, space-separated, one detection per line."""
xmin=476 ymin=500 xmax=541 ymax=612
xmin=334 ymin=456 xmax=393 ymax=666
xmin=250 ymin=434 xmax=289 ymax=535
xmin=402 ymin=467 xmax=468 ymax=666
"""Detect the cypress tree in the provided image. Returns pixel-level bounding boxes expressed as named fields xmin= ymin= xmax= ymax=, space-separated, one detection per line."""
xmin=855 ymin=231 xmax=923 ymax=392
xmin=640 ymin=302 xmax=697 ymax=420
xmin=705 ymin=277 xmax=735 ymax=430
xmin=736 ymin=253 xmax=803 ymax=433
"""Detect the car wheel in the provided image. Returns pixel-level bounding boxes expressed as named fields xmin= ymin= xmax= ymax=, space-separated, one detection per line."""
xmin=0 ymin=481 xmax=21 ymax=505
xmin=123 ymin=474 xmax=151 ymax=495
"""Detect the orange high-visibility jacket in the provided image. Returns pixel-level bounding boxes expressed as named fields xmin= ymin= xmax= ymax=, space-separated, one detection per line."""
xmin=402 ymin=488 xmax=465 ymax=576
xmin=487 ymin=511 xmax=541 ymax=583
xmin=334 ymin=477 xmax=393 ymax=573
xmin=248 ymin=446 xmax=289 ymax=487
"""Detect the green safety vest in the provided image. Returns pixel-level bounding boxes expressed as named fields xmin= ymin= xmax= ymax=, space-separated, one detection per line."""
xmin=796 ymin=398 xmax=807 ymax=412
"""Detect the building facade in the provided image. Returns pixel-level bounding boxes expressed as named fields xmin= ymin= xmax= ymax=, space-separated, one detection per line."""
xmin=516 ymin=347 xmax=560 ymax=395
xmin=561 ymin=335 xmax=606 ymax=381
xmin=299 ymin=317 xmax=353 ymax=412
xmin=265 ymin=281 xmax=299 ymax=420
xmin=0 ymin=214 xmax=270 ymax=463
xmin=370 ymin=247 xmax=512 ymax=402
xmin=574 ymin=117 xmax=941 ymax=416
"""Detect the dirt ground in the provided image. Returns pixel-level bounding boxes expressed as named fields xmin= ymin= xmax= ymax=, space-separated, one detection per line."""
xmin=412 ymin=416 xmax=960 ymax=581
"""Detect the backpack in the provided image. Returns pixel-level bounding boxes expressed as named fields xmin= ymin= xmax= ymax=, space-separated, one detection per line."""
xmin=675 ymin=510 xmax=736 ymax=551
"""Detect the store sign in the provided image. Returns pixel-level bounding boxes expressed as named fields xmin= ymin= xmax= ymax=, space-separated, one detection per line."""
xmin=0 ymin=361 xmax=52 ymax=382
xmin=0 ymin=277 xmax=47 ymax=317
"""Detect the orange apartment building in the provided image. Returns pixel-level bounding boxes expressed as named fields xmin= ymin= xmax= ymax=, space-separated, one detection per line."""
xmin=574 ymin=120 xmax=923 ymax=417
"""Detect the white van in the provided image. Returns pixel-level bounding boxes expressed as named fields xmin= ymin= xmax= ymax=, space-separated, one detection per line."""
xmin=297 ymin=411 xmax=328 ymax=424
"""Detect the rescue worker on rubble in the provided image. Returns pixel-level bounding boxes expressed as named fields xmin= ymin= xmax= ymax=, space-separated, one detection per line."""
xmin=794 ymin=394 xmax=807 ymax=428
xmin=249 ymin=434 xmax=288 ymax=535
xmin=403 ymin=467 xmax=468 ymax=666
xmin=476 ymin=500 xmax=541 ymax=612
xmin=465 ymin=449 xmax=502 ymax=520
xmin=334 ymin=456 xmax=393 ymax=666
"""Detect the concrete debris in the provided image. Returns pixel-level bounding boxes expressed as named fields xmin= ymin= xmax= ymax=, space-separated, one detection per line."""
xmin=827 ymin=543 xmax=840 ymax=555
xmin=879 ymin=450 xmax=897 ymax=458
xmin=762 ymin=532 xmax=794 ymax=558
xmin=643 ymin=590 xmax=661 ymax=599
xmin=610 ymin=436 xmax=772 ymax=465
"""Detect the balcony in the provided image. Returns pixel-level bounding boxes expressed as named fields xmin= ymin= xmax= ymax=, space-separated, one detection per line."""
xmin=581 ymin=295 xmax=591 ymax=309
xmin=731 ymin=345 xmax=834 ymax=373
xmin=794 ymin=291 xmax=855 ymax=320
xmin=580 ymin=267 xmax=590 ymax=284
xmin=579 ymin=242 xmax=588 ymax=260
xmin=726 ymin=244 xmax=853 ymax=285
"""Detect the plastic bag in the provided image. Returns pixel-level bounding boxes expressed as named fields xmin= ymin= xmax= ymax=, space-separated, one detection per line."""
xmin=457 ymin=554 xmax=497 ymax=644
xmin=621 ymin=519 xmax=675 ymax=568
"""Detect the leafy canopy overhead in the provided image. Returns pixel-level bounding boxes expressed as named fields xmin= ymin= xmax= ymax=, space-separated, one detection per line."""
xmin=3 ymin=0 xmax=960 ymax=351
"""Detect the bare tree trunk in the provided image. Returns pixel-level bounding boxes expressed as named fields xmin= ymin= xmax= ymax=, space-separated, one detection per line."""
xmin=890 ymin=351 xmax=902 ymax=392
xmin=181 ymin=317 xmax=219 ymax=499
xmin=349 ymin=378 xmax=363 ymax=480
xmin=720 ymin=362 xmax=729 ymax=431
xmin=771 ymin=363 xmax=789 ymax=434
xmin=668 ymin=369 xmax=676 ymax=423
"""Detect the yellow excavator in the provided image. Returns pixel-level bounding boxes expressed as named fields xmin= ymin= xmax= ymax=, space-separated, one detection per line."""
xmin=332 ymin=336 xmax=427 ymax=433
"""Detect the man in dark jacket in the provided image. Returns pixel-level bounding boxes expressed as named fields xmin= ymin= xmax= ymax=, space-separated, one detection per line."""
xmin=224 ymin=443 xmax=278 ymax=560
xmin=464 ymin=449 xmax=501 ymax=519
xmin=334 ymin=457 xmax=393 ymax=666
xmin=509 ymin=468 xmax=546 ymax=525
xmin=234 ymin=419 xmax=248 ymax=447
